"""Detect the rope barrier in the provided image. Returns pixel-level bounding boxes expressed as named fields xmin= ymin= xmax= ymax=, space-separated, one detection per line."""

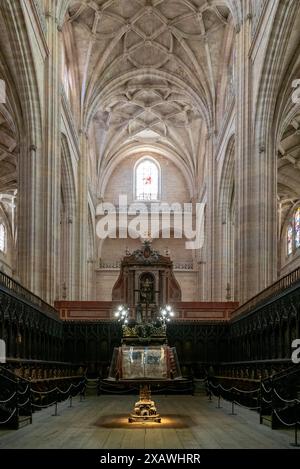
xmin=31 ymin=380 xmax=85 ymax=396
xmin=18 ymin=386 xmax=29 ymax=395
xmin=221 ymin=384 xmax=235 ymax=392
xmin=261 ymin=382 xmax=272 ymax=393
xmin=0 ymin=378 xmax=85 ymax=427
xmin=155 ymin=387 xmax=194 ymax=393
xmin=72 ymin=381 xmax=85 ymax=388
xmin=209 ymin=379 xmax=300 ymax=443
xmin=233 ymin=400 xmax=261 ymax=410
xmin=0 ymin=392 xmax=17 ymax=404
xmin=211 ymin=383 xmax=229 ymax=392
xmin=209 ymin=383 xmax=261 ymax=416
xmin=273 ymin=388 xmax=300 ymax=404
xmin=32 ymin=401 xmax=57 ymax=409
xmin=18 ymin=398 xmax=30 ymax=408
xmin=211 ymin=382 xmax=300 ymax=428
xmin=99 ymin=386 xmax=137 ymax=394
xmin=273 ymin=409 xmax=300 ymax=427
xmin=32 ymin=388 xmax=57 ymax=395
xmin=262 ymin=397 xmax=272 ymax=404
xmin=32 ymin=384 xmax=84 ymax=409
xmin=0 ymin=408 xmax=17 ymax=425
xmin=209 ymin=383 xmax=259 ymax=394
xmin=56 ymin=384 xmax=73 ymax=394
xmin=232 ymin=387 xmax=260 ymax=394
xmin=209 ymin=383 xmax=220 ymax=389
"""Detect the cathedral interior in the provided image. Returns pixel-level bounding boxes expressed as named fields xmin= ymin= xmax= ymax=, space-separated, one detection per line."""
xmin=0 ymin=0 xmax=300 ymax=451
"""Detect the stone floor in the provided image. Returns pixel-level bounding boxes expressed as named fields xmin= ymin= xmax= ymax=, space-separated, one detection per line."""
xmin=0 ymin=394 xmax=297 ymax=449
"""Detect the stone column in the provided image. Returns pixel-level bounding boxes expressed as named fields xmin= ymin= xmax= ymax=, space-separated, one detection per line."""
xmin=18 ymin=141 xmax=44 ymax=296
xmin=235 ymin=3 xmax=255 ymax=303
xmin=76 ymin=130 xmax=89 ymax=299
xmin=42 ymin=0 xmax=62 ymax=303
xmin=234 ymin=1 xmax=297 ymax=302
xmin=205 ymin=131 xmax=217 ymax=300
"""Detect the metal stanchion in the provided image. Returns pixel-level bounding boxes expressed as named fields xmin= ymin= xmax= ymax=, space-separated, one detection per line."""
xmin=207 ymin=384 xmax=212 ymax=402
xmin=259 ymin=379 xmax=263 ymax=424
xmin=206 ymin=381 xmax=212 ymax=402
xmin=15 ymin=378 xmax=20 ymax=430
xmin=216 ymin=395 xmax=222 ymax=409
xmin=80 ymin=381 xmax=85 ymax=402
xmin=69 ymin=395 xmax=73 ymax=408
xmin=52 ymin=390 xmax=59 ymax=416
xmin=290 ymin=423 xmax=300 ymax=447
xmin=230 ymin=400 xmax=237 ymax=415
xmin=53 ymin=401 xmax=58 ymax=417
xmin=29 ymin=378 xmax=33 ymax=424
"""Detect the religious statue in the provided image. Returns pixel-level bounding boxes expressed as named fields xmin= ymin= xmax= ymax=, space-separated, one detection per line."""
xmin=139 ymin=274 xmax=154 ymax=304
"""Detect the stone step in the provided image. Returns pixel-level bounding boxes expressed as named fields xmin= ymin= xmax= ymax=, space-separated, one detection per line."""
xmin=261 ymin=414 xmax=272 ymax=427
xmin=18 ymin=415 xmax=31 ymax=429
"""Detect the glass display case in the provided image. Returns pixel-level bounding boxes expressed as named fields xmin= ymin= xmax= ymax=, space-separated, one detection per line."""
xmin=107 ymin=345 xmax=182 ymax=423
xmin=108 ymin=345 xmax=181 ymax=381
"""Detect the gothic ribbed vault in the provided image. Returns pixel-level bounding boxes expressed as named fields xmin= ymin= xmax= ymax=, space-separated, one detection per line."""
xmin=66 ymin=0 xmax=234 ymax=195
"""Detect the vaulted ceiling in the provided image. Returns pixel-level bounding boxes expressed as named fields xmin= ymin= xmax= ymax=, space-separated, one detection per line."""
xmin=66 ymin=0 xmax=234 ymax=194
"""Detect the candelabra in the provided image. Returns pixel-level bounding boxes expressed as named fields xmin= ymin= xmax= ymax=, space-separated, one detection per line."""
xmin=114 ymin=305 xmax=130 ymax=325
xmin=158 ymin=305 xmax=175 ymax=326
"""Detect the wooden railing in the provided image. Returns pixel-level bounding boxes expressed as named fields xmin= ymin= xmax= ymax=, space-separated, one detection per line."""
xmin=0 ymin=271 xmax=59 ymax=320
xmin=231 ymin=266 xmax=300 ymax=319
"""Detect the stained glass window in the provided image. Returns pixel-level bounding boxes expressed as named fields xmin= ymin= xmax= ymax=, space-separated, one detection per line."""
xmin=295 ymin=208 xmax=300 ymax=248
xmin=287 ymin=225 xmax=293 ymax=256
xmin=0 ymin=224 xmax=6 ymax=252
xmin=136 ymin=159 xmax=159 ymax=201
xmin=286 ymin=207 xmax=300 ymax=255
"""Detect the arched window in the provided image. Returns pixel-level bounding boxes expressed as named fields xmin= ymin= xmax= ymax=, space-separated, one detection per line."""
xmin=135 ymin=158 xmax=159 ymax=201
xmin=287 ymin=225 xmax=293 ymax=256
xmin=295 ymin=207 xmax=300 ymax=248
xmin=0 ymin=223 xmax=6 ymax=253
xmin=286 ymin=207 xmax=300 ymax=255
